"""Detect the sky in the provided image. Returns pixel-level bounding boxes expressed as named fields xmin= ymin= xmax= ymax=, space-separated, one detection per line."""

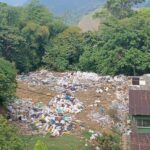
xmin=0 ymin=0 xmax=27 ymax=6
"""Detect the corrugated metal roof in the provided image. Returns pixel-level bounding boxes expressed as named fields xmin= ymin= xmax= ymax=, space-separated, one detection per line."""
xmin=131 ymin=134 xmax=150 ymax=150
xmin=129 ymin=90 xmax=150 ymax=115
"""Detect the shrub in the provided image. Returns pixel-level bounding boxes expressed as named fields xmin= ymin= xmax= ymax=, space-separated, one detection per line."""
xmin=0 ymin=58 xmax=16 ymax=104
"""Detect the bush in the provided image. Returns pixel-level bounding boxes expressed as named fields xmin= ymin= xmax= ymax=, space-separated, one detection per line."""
xmin=0 ymin=115 xmax=23 ymax=150
xmin=0 ymin=58 xmax=16 ymax=104
xmin=34 ymin=140 xmax=48 ymax=150
xmin=97 ymin=131 xmax=121 ymax=150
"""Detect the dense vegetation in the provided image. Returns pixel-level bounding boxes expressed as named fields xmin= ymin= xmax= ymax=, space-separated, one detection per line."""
xmin=44 ymin=8 xmax=150 ymax=75
xmin=0 ymin=58 xmax=16 ymax=104
xmin=3 ymin=0 xmax=150 ymax=24
xmin=97 ymin=132 xmax=121 ymax=150
xmin=90 ymin=8 xmax=150 ymax=75
xmin=0 ymin=115 xmax=23 ymax=150
xmin=0 ymin=1 xmax=66 ymax=73
xmin=0 ymin=0 xmax=150 ymax=76
xmin=105 ymin=0 xmax=145 ymax=19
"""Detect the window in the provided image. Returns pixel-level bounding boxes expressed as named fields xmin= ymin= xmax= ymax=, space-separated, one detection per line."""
xmin=136 ymin=119 xmax=150 ymax=127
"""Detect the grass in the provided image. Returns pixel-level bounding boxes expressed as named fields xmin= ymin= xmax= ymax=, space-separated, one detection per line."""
xmin=22 ymin=134 xmax=90 ymax=150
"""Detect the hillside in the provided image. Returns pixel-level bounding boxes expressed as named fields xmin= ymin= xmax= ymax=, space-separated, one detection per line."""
xmin=38 ymin=0 xmax=150 ymax=24
xmin=38 ymin=0 xmax=106 ymax=24
xmin=78 ymin=8 xmax=101 ymax=32
xmin=39 ymin=0 xmax=105 ymax=15
xmin=1 ymin=0 xmax=150 ymax=24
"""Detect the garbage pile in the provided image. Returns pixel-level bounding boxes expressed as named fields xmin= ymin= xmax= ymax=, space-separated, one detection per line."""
xmin=49 ymin=94 xmax=83 ymax=114
xmin=17 ymin=70 xmax=57 ymax=86
xmin=7 ymin=93 xmax=84 ymax=136
xmin=17 ymin=70 xmax=93 ymax=92
xmin=16 ymin=70 xmax=131 ymax=136
xmin=86 ymin=74 xmax=130 ymax=133
xmin=17 ymin=70 xmax=123 ymax=92
xmin=17 ymin=70 xmax=130 ymax=93
xmin=88 ymin=111 xmax=114 ymax=128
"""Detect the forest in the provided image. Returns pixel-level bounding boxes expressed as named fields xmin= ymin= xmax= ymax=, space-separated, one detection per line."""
xmin=0 ymin=0 xmax=150 ymax=76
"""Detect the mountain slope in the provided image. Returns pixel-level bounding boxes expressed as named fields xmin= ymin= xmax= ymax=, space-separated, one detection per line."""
xmin=39 ymin=0 xmax=106 ymax=24
xmin=1 ymin=0 xmax=150 ymax=24
xmin=39 ymin=0 xmax=106 ymax=15
xmin=78 ymin=8 xmax=101 ymax=32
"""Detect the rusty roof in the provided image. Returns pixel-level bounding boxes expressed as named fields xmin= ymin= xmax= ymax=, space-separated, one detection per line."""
xmin=131 ymin=134 xmax=150 ymax=150
xmin=129 ymin=90 xmax=150 ymax=115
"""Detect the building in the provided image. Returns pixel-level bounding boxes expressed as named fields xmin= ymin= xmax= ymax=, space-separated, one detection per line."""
xmin=129 ymin=74 xmax=150 ymax=150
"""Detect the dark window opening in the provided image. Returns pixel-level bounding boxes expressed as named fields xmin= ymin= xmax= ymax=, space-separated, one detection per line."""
xmin=136 ymin=119 xmax=150 ymax=127
xmin=132 ymin=77 xmax=139 ymax=85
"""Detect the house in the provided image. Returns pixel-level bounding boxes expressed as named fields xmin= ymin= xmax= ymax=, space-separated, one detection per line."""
xmin=129 ymin=74 xmax=150 ymax=150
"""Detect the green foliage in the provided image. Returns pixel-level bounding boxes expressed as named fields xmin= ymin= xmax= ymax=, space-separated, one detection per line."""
xmin=79 ymin=32 xmax=98 ymax=72
xmin=97 ymin=132 xmax=121 ymax=150
xmin=43 ymin=27 xmax=84 ymax=71
xmin=105 ymin=0 xmax=145 ymax=19
xmin=34 ymin=140 xmax=48 ymax=150
xmin=0 ymin=1 xmax=150 ymax=76
xmin=0 ymin=58 xmax=16 ymax=104
xmin=93 ymin=8 xmax=150 ymax=75
xmin=0 ymin=25 xmax=32 ymax=72
xmin=0 ymin=115 xmax=23 ymax=150
xmin=0 ymin=1 xmax=66 ymax=73
xmin=43 ymin=8 xmax=150 ymax=75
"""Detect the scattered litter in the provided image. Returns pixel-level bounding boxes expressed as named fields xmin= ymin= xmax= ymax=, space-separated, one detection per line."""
xmin=7 ymin=93 xmax=83 ymax=136
xmin=88 ymin=111 xmax=114 ymax=128
xmin=15 ymin=70 xmax=131 ymax=136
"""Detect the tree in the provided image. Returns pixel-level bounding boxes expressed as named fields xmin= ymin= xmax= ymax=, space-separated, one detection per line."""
xmin=0 ymin=2 xmax=21 ymax=27
xmin=94 ymin=8 xmax=150 ymax=75
xmin=105 ymin=0 xmax=145 ymax=19
xmin=0 ymin=25 xmax=32 ymax=72
xmin=0 ymin=58 xmax=16 ymax=104
xmin=0 ymin=115 xmax=23 ymax=150
xmin=43 ymin=27 xmax=84 ymax=71
xmin=0 ymin=2 xmax=66 ymax=73
xmin=120 ymin=48 xmax=150 ymax=75
xmin=79 ymin=32 xmax=99 ymax=72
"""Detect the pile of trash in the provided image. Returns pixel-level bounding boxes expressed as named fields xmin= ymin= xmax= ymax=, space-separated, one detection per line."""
xmin=49 ymin=94 xmax=83 ymax=114
xmin=17 ymin=71 xmax=92 ymax=92
xmin=88 ymin=111 xmax=114 ymax=128
xmin=17 ymin=70 xmax=130 ymax=93
xmin=16 ymin=70 xmax=131 ymax=136
xmin=87 ymin=74 xmax=130 ymax=133
xmin=17 ymin=70 xmax=57 ymax=86
xmin=7 ymin=94 xmax=84 ymax=136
